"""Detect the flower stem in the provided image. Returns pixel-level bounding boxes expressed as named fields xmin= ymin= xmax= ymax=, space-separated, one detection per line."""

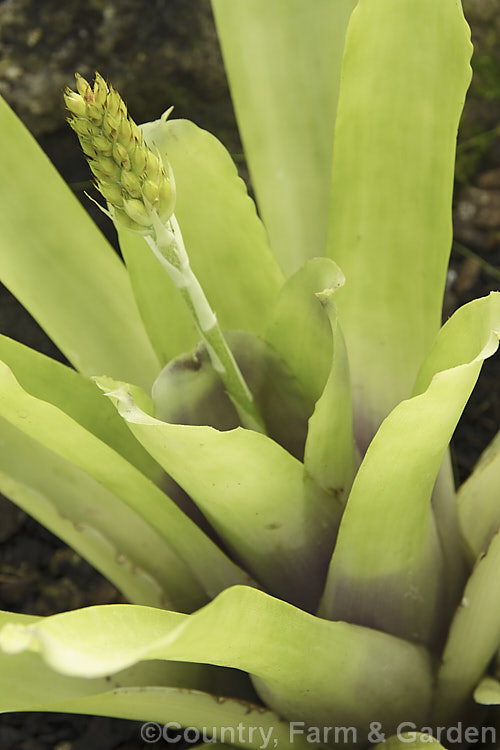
xmin=146 ymin=214 xmax=267 ymax=434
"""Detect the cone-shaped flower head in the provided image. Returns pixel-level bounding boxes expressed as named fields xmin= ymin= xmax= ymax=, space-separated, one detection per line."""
xmin=65 ymin=72 xmax=175 ymax=234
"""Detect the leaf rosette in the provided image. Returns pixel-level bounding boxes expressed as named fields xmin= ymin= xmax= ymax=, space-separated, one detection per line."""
xmin=0 ymin=1 xmax=499 ymax=749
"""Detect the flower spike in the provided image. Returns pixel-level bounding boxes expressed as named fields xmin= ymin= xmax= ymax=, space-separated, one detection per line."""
xmin=64 ymin=73 xmax=176 ymax=234
xmin=65 ymin=72 xmax=266 ymax=435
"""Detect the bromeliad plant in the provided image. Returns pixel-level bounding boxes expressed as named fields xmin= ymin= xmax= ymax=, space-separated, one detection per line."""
xmin=0 ymin=0 xmax=499 ymax=747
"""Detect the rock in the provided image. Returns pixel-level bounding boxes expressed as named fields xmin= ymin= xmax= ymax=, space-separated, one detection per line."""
xmin=477 ymin=167 xmax=500 ymax=189
xmin=0 ymin=0 xmax=238 ymax=148
xmin=455 ymin=186 xmax=500 ymax=229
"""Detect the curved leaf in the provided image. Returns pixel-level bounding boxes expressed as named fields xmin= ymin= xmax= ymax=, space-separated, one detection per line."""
xmin=0 ymin=359 xmax=250 ymax=602
xmin=319 ymin=295 xmax=500 ymax=647
xmin=266 ymin=258 xmax=343 ymax=406
xmin=304 ymin=289 xmax=358 ymax=502
xmin=0 ymin=612 xmax=248 ymax=727
xmin=0 ymin=586 xmax=433 ymax=740
xmin=0 ymin=416 xmax=198 ymax=610
xmin=121 ymin=117 xmax=284 ymax=365
xmin=0 ymin=95 xmax=159 ymax=389
xmin=326 ymin=0 xmax=473 ymax=447
xmin=52 ymin=689 xmax=303 ymax=750
xmin=0 ymin=627 xmax=299 ymax=750
xmin=430 ymin=452 xmax=468 ymax=620
xmin=474 ymin=676 xmax=500 ymax=706
xmin=432 ymin=529 xmax=500 ymax=724
xmin=0 ymin=333 xmax=161 ymax=482
xmin=419 ymin=293 xmax=500 ymax=599
xmin=211 ymin=0 xmax=357 ymax=275
xmin=97 ymin=377 xmax=340 ymax=611
xmin=0 ymin=610 xmax=213 ymax=708
xmin=458 ymin=430 xmax=500 ymax=559
xmin=0 ymin=612 xmax=274 ymax=750
xmin=153 ymin=331 xmax=312 ymax=461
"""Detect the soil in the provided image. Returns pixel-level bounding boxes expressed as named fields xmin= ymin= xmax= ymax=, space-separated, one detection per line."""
xmin=0 ymin=2 xmax=499 ymax=749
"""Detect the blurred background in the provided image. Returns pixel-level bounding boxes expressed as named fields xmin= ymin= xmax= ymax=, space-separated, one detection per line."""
xmin=0 ymin=1 xmax=499 ymax=747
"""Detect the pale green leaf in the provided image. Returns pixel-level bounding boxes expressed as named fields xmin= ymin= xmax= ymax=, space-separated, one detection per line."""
xmin=304 ymin=290 xmax=359 ymax=502
xmin=474 ymin=428 xmax=500 ymax=468
xmin=326 ymin=0 xmax=473 ymax=447
xmin=432 ymin=529 xmax=500 ymax=723
xmin=266 ymin=258 xmax=343 ymax=406
xmin=418 ymin=294 xmax=500 ymax=593
xmin=97 ymin=377 xmax=340 ymax=611
xmin=0 ymin=611 xmax=232 ymax=717
xmin=211 ymin=0 xmax=357 ymax=275
xmin=0 ymin=609 xmax=276 ymax=750
xmin=0 ymin=610 xmax=131 ymax=712
xmin=53 ymin=689 xmax=303 ymax=750
xmin=319 ymin=294 xmax=500 ymax=647
xmin=0 ymin=417 xmax=201 ymax=610
xmin=458 ymin=430 xmax=500 ymax=559
xmin=0 ymin=359 xmax=251 ymax=601
xmin=121 ymin=117 xmax=284 ymax=365
xmin=0 ymin=95 xmax=159 ymax=390
xmin=153 ymin=331 xmax=312 ymax=461
xmin=0 ymin=333 xmax=161 ymax=482
xmin=431 ymin=452 xmax=468 ymax=619
xmin=0 ymin=586 xmax=433 ymax=739
xmin=474 ymin=676 xmax=500 ymax=706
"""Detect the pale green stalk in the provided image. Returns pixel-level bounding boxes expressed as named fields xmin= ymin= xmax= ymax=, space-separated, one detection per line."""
xmin=146 ymin=212 xmax=266 ymax=433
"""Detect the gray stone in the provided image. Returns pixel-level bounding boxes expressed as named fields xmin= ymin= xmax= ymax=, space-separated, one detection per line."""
xmin=0 ymin=0 xmax=239 ymax=148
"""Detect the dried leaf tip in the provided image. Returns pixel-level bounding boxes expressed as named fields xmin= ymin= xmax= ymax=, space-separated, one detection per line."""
xmin=65 ymin=72 xmax=176 ymax=234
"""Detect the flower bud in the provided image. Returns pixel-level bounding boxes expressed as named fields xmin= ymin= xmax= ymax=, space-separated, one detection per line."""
xmin=158 ymin=178 xmax=175 ymax=221
xmin=64 ymin=90 xmax=87 ymax=117
xmin=93 ymin=72 xmax=108 ymax=108
xmin=112 ymin=142 xmax=131 ymax=170
xmin=130 ymin=120 xmax=142 ymax=143
xmin=69 ymin=118 xmax=99 ymax=139
xmin=118 ymin=117 xmax=132 ymax=148
xmin=102 ymin=110 xmax=120 ymax=139
xmin=106 ymin=88 xmax=121 ymax=118
xmin=75 ymin=73 xmax=92 ymax=99
xmin=86 ymin=103 xmax=103 ymax=125
xmin=81 ymin=140 xmax=99 ymax=159
xmin=123 ymin=198 xmax=153 ymax=227
xmin=145 ymin=150 xmax=159 ymax=176
xmin=130 ymin=145 xmax=147 ymax=176
xmin=114 ymin=208 xmax=149 ymax=233
xmin=90 ymin=157 xmax=121 ymax=182
xmin=142 ymin=179 xmax=159 ymax=205
xmin=98 ymin=181 xmax=124 ymax=207
xmin=121 ymin=169 xmax=142 ymax=198
xmin=92 ymin=134 xmax=112 ymax=156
